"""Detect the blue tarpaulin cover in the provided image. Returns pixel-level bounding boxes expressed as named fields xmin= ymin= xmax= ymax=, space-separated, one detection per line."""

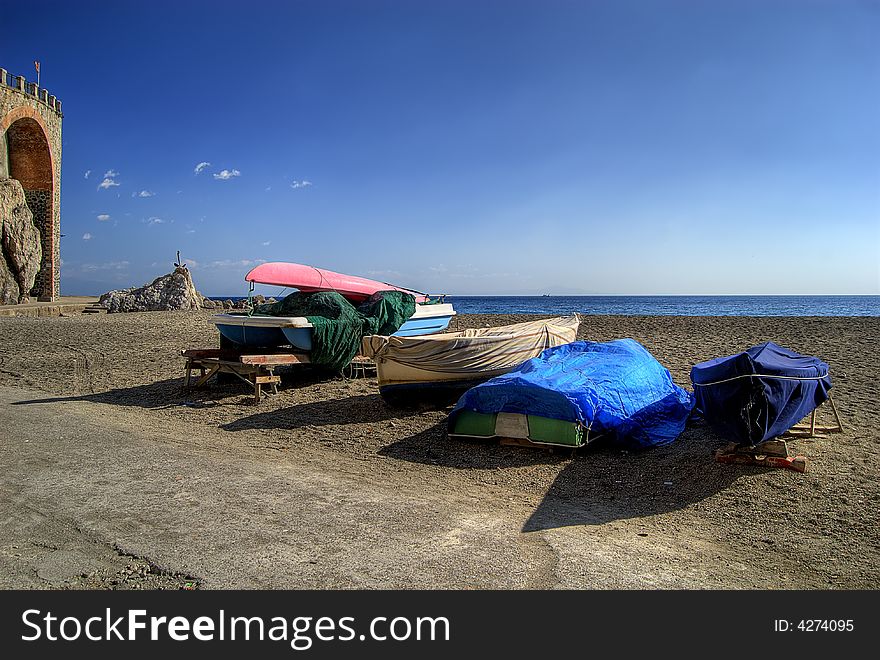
xmin=448 ymin=339 xmax=695 ymax=449
xmin=690 ymin=342 xmax=832 ymax=445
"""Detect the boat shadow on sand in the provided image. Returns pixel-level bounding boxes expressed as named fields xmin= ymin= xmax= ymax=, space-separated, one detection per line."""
xmin=220 ymin=394 xmax=429 ymax=431
xmin=9 ymin=378 xmax=215 ymax=410
xmin=12 ymin=380 xmax=431 ymax=429
xmin=380 ymin=419 xmax=750 ymax=531
xmin=8 ymin=367 xmax=344 ymax=411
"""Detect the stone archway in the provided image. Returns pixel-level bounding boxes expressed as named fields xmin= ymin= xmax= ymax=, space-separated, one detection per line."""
xmin=3 ymin=115 xmax=54 ymax=300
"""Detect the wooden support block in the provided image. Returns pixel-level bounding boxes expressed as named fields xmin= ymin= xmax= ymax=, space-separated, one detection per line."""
xmin=715 ymin=451 xmax=808 ymax=473
xmin=498 ymin=436 xmax=561 ymax=453
xmin=753 ymin=439 xmax=790 ymax=458
xmin=714 ymin=442 xmax=808 ymax=473
xmin=499 ymin=436 xmax=538 ymax=448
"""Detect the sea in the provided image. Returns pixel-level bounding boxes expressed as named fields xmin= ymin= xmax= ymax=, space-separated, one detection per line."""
xmin=213 ymin=295 xmax=880 ymax=316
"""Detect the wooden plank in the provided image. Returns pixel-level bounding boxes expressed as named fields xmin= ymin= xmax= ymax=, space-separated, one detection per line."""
xmin=828 ymin=394 xmax=844 ymax=432
xmin=254 ymin=375 xmax=281 ymax=384
xmin=181 ymin=348 xmax=239 ymax=359
xmin=216 ymin=360 xmax=262 ymax=371
xmin=787 ymin=425 xmax=841 ymax=435
xmin=499 ymin=436 xmax=541 ymax=448
xmin=239 ymin=353 xmax=310 ymax=365
xmin=182 ymin=348 xmax=310 ymax=366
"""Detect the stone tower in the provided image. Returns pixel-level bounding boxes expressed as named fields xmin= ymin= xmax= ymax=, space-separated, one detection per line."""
xmin=0 ymin=67 xmax=62 ymax=302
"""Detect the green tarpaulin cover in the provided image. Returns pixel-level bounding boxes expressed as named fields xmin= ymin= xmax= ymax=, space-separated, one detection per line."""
xmin=254 ymin=290 xmax=416 ymax=371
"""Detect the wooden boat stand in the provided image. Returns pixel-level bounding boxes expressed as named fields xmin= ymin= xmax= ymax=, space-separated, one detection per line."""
xmin=182 ymin=348 xmax=309 ymax=403
xmin=182 ymin=349 xmax=377 ymax=403
xmin=783 ymin=393 xmax=844 ymax=439
xmin=715 ymin=395 xmax=843 ymax=473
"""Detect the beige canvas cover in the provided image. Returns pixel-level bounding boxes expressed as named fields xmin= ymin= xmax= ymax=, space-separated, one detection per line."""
xmin=362 ymin=315 xmax=580 ymax=387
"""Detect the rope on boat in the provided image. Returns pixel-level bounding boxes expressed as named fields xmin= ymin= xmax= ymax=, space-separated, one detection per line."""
xmin=692 ymin=372 xmax=830 ymax=387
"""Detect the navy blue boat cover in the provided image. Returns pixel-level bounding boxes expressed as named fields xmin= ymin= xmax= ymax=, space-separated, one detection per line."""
xmin=690 ymin=342 xmax=831 ymax=445
xmin=449 ymin=339 xmax=695 ymax=449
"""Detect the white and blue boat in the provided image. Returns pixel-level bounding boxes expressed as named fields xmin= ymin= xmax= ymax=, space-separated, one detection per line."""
xmin=212 ymin=302 xmax=456 ymax=350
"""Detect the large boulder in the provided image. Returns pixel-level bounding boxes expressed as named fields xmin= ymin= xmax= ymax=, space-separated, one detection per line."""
xmin=0 ymin=179 xmax=43 ymax=304
xmin=99 ymin=266 xmax=204 ymax=313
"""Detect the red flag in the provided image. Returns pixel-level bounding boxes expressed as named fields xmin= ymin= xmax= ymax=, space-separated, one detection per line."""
xmin=34 ymin=61 xmax=40 ymax=73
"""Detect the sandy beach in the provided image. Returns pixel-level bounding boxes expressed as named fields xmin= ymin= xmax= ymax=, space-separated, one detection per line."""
xmin=0 ymin=310 xmax=878 ymax=589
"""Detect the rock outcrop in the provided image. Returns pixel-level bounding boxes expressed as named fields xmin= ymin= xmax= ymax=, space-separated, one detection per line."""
xmin=0 ymin=179 xmax=43 ymax=304
xmin=99 ymin=266 xmax=204 ymax=313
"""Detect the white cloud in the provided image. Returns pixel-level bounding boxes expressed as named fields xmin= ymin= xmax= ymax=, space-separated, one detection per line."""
xmin=81 ymin=260 xmax=129 ymax=273
xmin=180 ymin=258 xmax=268 ymax=271
xmin=98 ymin=169 xmax=120 ymax=190
xmin=97 ymin=214 xmax=111 ymax=222
xmin=262 ymin=240 xmax=271 ymax=246
xmin=84 ymin=170 xmax=91 ymax=179
xmin=147 ymin=216 xmax=164 ymax=226
xmin=186 ymin=229 xmax=196 ymax=234
xmin=194 ymin=161 xmax=211 ymax=174
xmin=265 ymin=186 xmax=272 ymax=192
xmin=204 ymin=259 xmax=266 ymax=268
xmin=82 ymin=233 xmax=92 ymax=240
xmin=133 ymin=190 xmax=155 ymax=198
xmin=213 ymin=169 xmax=241 ymax=180
xmin=291 ymin=180 xmax=312 ymax=189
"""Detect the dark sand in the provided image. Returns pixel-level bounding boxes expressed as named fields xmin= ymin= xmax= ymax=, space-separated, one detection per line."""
xmin=0 ymin=311 xmax=877 ymax=588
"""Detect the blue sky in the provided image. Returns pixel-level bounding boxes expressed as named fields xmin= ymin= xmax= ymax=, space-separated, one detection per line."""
xmin=4 ymin=0 xmax=878 ymax=296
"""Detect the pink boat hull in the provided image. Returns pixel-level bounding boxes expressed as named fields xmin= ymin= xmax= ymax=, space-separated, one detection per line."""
xmin=245 ymin=262 xmax=428 ymax=303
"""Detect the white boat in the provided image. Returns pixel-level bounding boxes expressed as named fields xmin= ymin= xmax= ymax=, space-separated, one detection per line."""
xmin=361 ymin=315 xmax=580 ymax=402
xmin=212 ymin=302 xmax=457 ymax=350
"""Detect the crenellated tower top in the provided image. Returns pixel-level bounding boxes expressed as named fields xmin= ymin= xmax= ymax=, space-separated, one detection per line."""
xmin=0 ymin=68 xmax=63 ymax=116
